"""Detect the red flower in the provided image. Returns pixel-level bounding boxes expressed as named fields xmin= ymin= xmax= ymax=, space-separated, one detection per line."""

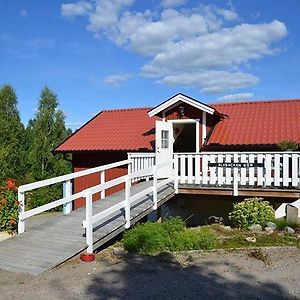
xmin=8 ymin=219 xmax=16 ymax=225
xmin=14 ymin=201 xmax=20 ymax=207
xmin=7 ymin=178 xmax=17 ymax=190
xmin=0 ymin=198 xmax=7 ymax=205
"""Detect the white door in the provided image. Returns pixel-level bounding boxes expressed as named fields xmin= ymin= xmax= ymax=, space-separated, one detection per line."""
xmin=156 ymin=120 xmax=173 ymax=178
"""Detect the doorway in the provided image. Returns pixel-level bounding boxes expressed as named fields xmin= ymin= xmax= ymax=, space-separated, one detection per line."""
xmin=173 ymin=122 xmax=197 ymax=153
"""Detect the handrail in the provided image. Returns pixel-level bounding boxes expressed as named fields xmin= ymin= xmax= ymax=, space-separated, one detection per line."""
xmin=176 ymin=151 xmax=300 ymax=155
xmin=82 ymin=160 xmax=174 ymax=254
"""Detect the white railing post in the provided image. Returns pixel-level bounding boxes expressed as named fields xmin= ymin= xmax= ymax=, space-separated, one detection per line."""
xmin=63 ymin=180 xmax=72 ymax=215
xmin=233 ymin=153 xmax=239 ymax=196
xmin=174 ymin=154 xmax=179 ymax=193
xmin=153 ymin=165 xmax=158 ymax=209
xmin=100 ymin=171 xmax=105 ymax=199
xmin=125 ymin=176 xmax=131 ymax=229
xmin=18 ymin=190 xmax=25 ymax=234
xmin=85 ymin=191 xmax=93 ymax=254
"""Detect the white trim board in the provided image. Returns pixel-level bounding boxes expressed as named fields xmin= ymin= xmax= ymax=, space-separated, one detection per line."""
xmin=148 ymin=93 xmax=215 ymax=117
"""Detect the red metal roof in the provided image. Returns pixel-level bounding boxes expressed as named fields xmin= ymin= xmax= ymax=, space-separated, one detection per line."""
xmin=55 ymin=98 xmax=300 ymax=153
xmin=210 ymin=99 xmax=300 ymax=147
xmin=55 ymin=108 xmax=158 ymax=152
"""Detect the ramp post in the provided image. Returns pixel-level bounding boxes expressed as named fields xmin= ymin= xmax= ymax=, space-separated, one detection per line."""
xmin=153 ymin=165 xmax=158 ymax=210
xmin=18 ymin=190 xmax=25 ymax=234
xmin=125 ymin=176 xmax=131 ymax=229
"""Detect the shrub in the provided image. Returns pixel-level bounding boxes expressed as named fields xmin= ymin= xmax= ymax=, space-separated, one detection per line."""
xmin=277 ymin=140 xmax=299 ymax=151
xmin=229 ymin=197 xmax=275 ymax=229
xmin=274 ymin=219 xmax=300 ymax=231
xmin=0 ymin=178 xmax=19 ymax=233
xmin=123 ymin=217 xmax=217 ymax=254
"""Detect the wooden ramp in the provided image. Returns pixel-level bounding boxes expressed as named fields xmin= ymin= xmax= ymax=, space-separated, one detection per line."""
xmin=0 ymin=180 xmax=175 ymax=275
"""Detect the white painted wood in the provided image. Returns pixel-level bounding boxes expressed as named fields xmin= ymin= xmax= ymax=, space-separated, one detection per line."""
xmin=100 ymin=171 xmax=105 ymax=199
xmin=217 ymin=154 xmax=224 ymax=185
xmin=209 ymin=154 xmax=217 ymax=185
xmin=85 ymin=191 xmax=93 ymax=253
xmin=292 ymin=154 xmax=299 ymax=187
xmin=196 ymin=121 xmax=200 ymax=152
xmin=225 ymin=154 xmax=232 ymax=185
xmin=125 ymin=177 xmax=131 ymax=229
xmin=174 ymin=154 xmax=179 ymax=193
xmin=283 ymin=154 xmax=290 ymax=187
xmin=153 ymin=165 xmax=158 ymax=210
xmin=233 ymin=154 xmax=239 ymax=196
xmin=18 ymin=191 xmax=25 ymax=234
xmin=265 ymin=154 xmax=272 ymax=186
xmin=195 ymin=155 xmax=201 ymax=184
xmin=180 ymin=155 xmax=186 ymax=184
xmin=248 ymin=154 xmax=255 ymax=186
xmin=257 ymin=154 xmax=264 ymax=186
xmin=240 ymin=154 xmax=247 ymax=186
xmin=155 ymin=120 xmax=173 ymax=178
xmin=202 ymin=154 xmax=209 ymax=184
xmin=274 ymin=154 xmax=281 ymax=187
xmin=187 ymin=155 xmax=193 ymax=184
xmin=63 ymin=180 xmax=72 ymax=215
xmin=202 ymin=111 xmax=206 ymax=145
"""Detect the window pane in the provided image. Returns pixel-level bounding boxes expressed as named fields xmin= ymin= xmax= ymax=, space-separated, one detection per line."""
xmin=161 ymin=130 xmax=169 ymax=148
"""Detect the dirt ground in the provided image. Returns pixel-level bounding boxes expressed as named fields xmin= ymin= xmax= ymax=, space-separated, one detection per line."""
xmin=0 ymin=246 xmax=299 ymax=300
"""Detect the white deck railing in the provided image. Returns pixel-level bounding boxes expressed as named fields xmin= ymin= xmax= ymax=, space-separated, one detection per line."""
xmin=17 ymin=159 xmax=132 ymax=234
xmin=174 ymin=152 xmax=300 ymax=195
xmin=82 ymin=160 xmax=173 ymax=254
xmin=128 ymin=152 xmax=155 ymax=182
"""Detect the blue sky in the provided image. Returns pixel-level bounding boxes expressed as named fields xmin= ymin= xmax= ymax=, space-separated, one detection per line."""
xmin=0 ymin=0 xmax=299 ymax=129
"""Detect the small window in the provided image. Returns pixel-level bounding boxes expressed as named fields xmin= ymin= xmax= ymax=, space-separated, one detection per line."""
xmin=161 ymin=130 xmax=169 ymax=149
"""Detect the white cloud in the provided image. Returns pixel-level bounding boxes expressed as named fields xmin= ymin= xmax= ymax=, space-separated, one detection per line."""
xmin=162 ymin=0 xmax=187 ymax=8
xmin=61 ymin=1 xmax=92 ymax=18
xmin=20 ymin=9 xmax=27 ymax=17
xmin=216 ymin=93 xmax=254 ymax=102
xmin=104 ymin=73 xmax=132 ymax=86
xmin=62 ymin=2 xmax=288 ymax=93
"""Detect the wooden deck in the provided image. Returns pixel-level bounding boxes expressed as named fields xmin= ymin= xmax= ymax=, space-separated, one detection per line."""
xmin=0 ymin=180 xmax=175 ymax=275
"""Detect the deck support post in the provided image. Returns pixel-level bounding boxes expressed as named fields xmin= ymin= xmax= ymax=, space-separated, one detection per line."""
xmin=85 ymin=191 xmax=93 ymax=254
xmin=125 ymin=176 xmax=131 ymax=229
xmin=63 ymin=180 xmax=72 ymax=215
xmin=174 ymin=154 xmax=179 ymax=193
xmin=153 ymin=165 xmax=158 ymax=210
xmin=100 ymin=171 xmax=105 ymax=199
xmin=18 ymin=191 xmax=25 ymax=234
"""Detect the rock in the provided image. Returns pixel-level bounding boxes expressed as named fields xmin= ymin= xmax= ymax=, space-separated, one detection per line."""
xmin=266 ymin=222 xmax=277 ymax=230
xmin=208 ymin=216 xmax=224 ymax=224
xmin=248 ymin=224 xmax=262 ymax=232
xmin=286 ymin=205 xmax=299 ymax=224
xmin=264 ymin=227 xmax=274 ymax=234
xmin=222 ymin=226 xmax=232 ymax=231
xmin=113 ymin=247 xmax=125 ymax=257
xmin=284 ymin=226 xmax=295 ymax=234
xmin=245 ymin=237 xmax=256 ymax=243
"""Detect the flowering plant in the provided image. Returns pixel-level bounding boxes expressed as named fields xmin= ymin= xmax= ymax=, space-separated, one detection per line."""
xmin=0 ymin=178 xmax=19 ymax=234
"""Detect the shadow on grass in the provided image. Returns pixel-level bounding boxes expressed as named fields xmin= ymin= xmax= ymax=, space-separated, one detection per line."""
xmin=85 ymin=252 xmax=295 ymax=300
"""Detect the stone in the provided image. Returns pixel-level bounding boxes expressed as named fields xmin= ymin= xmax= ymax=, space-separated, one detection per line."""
xmin=248 ymin=224 xmax=262 ymax=232
xmin=266 ymin=222 xmax=277 ymax=230
xmin=264 ymin=227 xmax=274 ymax=234
xmin=208 ymin=216 xmax=224 ymax=224
xmin=113 ymin=247 xmax=125 ymax=257
xmin=284 ymin=226 xmax=295 ymax=234
xmin=222 ymin=226 xmax=232 ymax=231
xmin=286 ymin=205 xmax=300 ymax=224
xmin=245 ymin=237 xmax=256 ymax=243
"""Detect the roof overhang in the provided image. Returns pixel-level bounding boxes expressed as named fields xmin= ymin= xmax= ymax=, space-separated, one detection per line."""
xmin=148 ymin=93 xmax=215 ymax=117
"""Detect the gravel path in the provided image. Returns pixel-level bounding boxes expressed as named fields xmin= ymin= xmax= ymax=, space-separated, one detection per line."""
xmin=0 ymin=246 xmax=299 ymax=300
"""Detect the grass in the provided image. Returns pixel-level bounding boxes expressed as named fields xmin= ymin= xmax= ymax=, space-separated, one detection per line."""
xmin=122 ymin=218 xmax=300 ymax=255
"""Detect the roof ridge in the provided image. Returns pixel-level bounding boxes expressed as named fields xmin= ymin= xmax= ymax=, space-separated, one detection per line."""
xmin=212 ymin=98 xmax=300 ymax=106
xmin=102 ymin=107 xmax=153 ymax=113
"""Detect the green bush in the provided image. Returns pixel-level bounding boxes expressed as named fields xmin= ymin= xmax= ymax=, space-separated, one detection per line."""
xmin=277 ymin=140 xmax=299 ymax=151
xmin=0 ymin=179 xmax=19 ymax=233
xmin=274 ymin=219 xmax=300 ymax=231
xmin=122 ymin=217 xmax=217 ymax=254
xmin=229 ymin=197 xmax=275 ymax=229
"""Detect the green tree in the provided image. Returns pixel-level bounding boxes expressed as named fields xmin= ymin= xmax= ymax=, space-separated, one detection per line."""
xmin=0 ymin=84 xmax=26 ymax=183
xmin=28 ymin=86 xmax=71 ymax=181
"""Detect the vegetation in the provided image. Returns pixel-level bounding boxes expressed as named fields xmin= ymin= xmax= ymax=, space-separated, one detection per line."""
xmin=122 ymin=219 xmax=300 ymax=255
xmin=0 ymin=84 xmax=72 ymax=217
xmin=229 ymin=197 xmax=275 ymax=228
xmin=277 ymin=140 xmax=299 ymax=151
xmin=0 ymin=179 xmax=19 ymax=234
xmin=123 ymin=217 xmax=217 ymax=254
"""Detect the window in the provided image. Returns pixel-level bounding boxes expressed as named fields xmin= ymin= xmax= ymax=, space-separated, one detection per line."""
xmin=161 ymin=130 xmax=169 ymax=149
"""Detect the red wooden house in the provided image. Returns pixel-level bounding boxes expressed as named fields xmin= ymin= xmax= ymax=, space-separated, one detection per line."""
xmin=54 ymin=93 xmax=300 ymax=208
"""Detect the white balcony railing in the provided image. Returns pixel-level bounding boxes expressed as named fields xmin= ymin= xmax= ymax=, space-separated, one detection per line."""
xmin=174 ymin=152 xmax=300 ymax=195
